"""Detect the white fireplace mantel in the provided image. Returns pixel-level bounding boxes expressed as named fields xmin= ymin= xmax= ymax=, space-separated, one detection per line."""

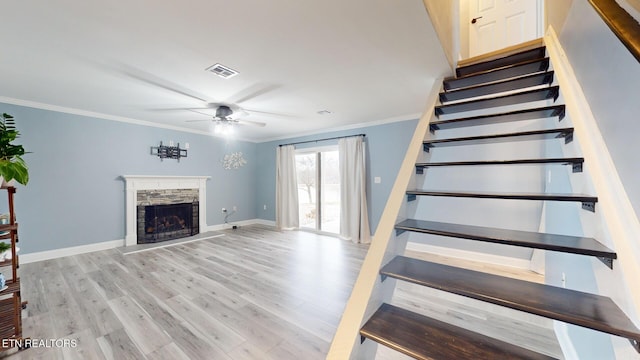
xmin=122 ymin=175 xmax=210 ymax=246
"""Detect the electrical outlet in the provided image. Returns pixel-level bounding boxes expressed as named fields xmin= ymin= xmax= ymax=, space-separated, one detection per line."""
xmin=263 ymin=204 xmax=267 ymax=210
xmin=561 ymin=272 xmax=566 ymax=288
xmin=233 ymin=206 xmax=237 ymax=211
xmin=222 ymin=208 xmax=227 ymax=213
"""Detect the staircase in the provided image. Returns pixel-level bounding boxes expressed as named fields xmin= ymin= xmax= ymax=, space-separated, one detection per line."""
xmin=333 ymin=43 xmax=640 ymax=359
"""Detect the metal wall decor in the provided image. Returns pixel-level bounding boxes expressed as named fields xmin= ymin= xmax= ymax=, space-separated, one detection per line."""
xmin=222 ymin=152 xmax=247 ymax=170
xmin=151 ymin=141 xmax=188 ymax=162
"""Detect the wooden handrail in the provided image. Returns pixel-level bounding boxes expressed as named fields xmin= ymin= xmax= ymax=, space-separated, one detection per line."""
xmin=589 ymin=0 xmax=640 ymax=63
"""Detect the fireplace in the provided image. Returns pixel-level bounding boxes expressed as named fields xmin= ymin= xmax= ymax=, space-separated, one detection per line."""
xmin=122 ymin=176 xmax=210 ymax=247
xmin=137 ymin=201 xmax=199 ymax=243
xmin=134 ymin=188 xmax=200 ymax=244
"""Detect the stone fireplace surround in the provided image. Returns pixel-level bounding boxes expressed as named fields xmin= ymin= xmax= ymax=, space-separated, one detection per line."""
xmin=123 ymin=175 xmax=209 ymax=247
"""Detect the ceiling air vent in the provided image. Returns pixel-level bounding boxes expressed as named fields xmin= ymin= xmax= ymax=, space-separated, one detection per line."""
xmin=205 ymin=63 xmax=239 ymax=79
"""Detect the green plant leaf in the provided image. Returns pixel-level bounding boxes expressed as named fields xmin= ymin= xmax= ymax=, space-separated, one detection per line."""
xmin=0 ymin=113 xmax=29 ymax=185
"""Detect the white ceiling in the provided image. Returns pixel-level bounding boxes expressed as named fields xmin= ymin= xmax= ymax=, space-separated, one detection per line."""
xmin=0 ymin=0 xmax=449 ymax=142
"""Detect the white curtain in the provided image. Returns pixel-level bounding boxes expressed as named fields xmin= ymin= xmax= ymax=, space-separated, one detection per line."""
xmin=339 ymin=136 xmax=371 ymax=244
xmin=276 ymin=145 xmax=299 ymax=230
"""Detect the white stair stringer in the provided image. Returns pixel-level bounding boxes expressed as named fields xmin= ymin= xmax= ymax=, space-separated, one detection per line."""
xmin=326 ymin=79 xmax=443 ymax=360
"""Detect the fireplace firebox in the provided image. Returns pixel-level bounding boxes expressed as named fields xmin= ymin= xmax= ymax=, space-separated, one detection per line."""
xmin=137 ymin=201 xmax=199 ymax=243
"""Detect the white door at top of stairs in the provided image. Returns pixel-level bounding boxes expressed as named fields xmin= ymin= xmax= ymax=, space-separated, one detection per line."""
xmin=468 ymin=0 xmax=542 ymax=57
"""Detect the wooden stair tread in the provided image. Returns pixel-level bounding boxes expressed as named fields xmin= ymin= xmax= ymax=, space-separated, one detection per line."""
xmin=435 ymin=86 xmax=560 ymax=116
xmin=381 ymin=256 xmax=640 ymax=342
xmin=395 ymin=219 xmax=615 ymax=259
xmin=440 ymin=71 xmax=555 ymax=103
xmin=423 ymin=128 xmax=573 ymax=149
xmin=406 ymin=189 xmax=597 ymax=203
xmin=430 ymin=105 xmax=565 ymax=131
xmin=416 ymin=157 xmax=583 ymax=168
xmin=361 ymin=303 xmax=556 ymax=360
xmin=456 ymin=46 xmax=546 ymax=78
xmin=444 ymin=57 xmax=550 ymax=91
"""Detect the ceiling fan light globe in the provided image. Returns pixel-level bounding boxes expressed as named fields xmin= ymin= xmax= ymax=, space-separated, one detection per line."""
xmin=222 ymin=124 xmax=235 ymax=136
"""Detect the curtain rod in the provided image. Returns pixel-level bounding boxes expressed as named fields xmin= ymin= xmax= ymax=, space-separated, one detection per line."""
xmin=278 ymin=134 xmax=366 ymax=147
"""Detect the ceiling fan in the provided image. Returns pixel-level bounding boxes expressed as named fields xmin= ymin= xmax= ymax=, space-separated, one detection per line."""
xmin=186 ymin=104 xmax=266 ymax=135
xmin=115 ymin=65 xmax=279 ymax=133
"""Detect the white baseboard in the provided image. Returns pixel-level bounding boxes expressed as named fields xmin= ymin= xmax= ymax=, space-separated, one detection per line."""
xmin=21 ymin=239 xmax=125 ymax=264
xmin=251 ymin=219 xmax=276 ymax=227
xmin=406 ymin=242 xmax=531 ymax=270
xmin=21 ymin=219 xmax=277 ymax=264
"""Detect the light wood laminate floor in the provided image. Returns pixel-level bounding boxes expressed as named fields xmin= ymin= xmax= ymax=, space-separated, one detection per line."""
xmin=1 ymin=225 xmax=562 ymax=359
xmin=3 ymin=226 xmax=367 ymax=359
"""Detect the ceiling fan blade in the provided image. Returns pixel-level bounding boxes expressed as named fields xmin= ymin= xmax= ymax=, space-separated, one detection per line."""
xmin=227 ymin=83 xmax=281 ymax=104
xmin=118 ymin=65 xmax=210 ymax=103
xmin=237 ymin=119 xmax=267 ymax=127
xmin=185 ymin=119 xmax=212 ymax=123
xmin=243 ymin=108 xmax=295 ymax=117
xmin=187 ymin=109 xmax=215 ymax=117
xmin=149 ymin=107 xmax=211 ymax=111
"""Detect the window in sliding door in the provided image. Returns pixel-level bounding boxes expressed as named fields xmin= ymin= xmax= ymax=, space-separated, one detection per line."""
xmin=295 ymin=147 xmax=340 ymax=234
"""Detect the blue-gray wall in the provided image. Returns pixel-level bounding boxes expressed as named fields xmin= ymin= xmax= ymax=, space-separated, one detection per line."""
xmin=0 ymin=103 xmax=257 ymax=254
xmin=255 ymin=119 xmax=419 ymax=233
xmin=559 ymin=0 xmax=640 ymax=221
xmin=0 ymin=102 xmax=417 ymax=253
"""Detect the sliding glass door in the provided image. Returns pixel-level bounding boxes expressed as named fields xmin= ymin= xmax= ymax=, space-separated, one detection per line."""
xmin=295 ymin=148 xmax=340 ymax=234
